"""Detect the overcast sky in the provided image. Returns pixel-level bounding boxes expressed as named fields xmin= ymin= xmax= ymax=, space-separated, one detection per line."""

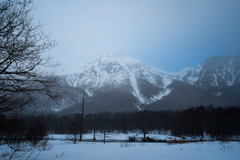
xmin=33 ymin=0 xmax=240 ymax=74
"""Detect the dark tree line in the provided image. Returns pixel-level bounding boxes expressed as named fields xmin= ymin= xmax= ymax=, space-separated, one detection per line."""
xmin=0 ymin=116 xmax=47 ymax=145
xmin=1 ymin=105 xmax=240 ymax=142
xmin=171 ymin=106 xmax=240 ymax=139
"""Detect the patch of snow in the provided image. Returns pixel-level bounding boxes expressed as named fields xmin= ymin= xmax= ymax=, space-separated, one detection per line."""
xmin=212 ymin=74 xmax=219 ymax=86
xmin=215 ymin=58 xmax=236 ymax=86
xmin=128 ymin=73 xmax=145 ymax=104
xmin=187 ymin=76 xmax=199 ymax=85
xmin=226 ymin=59 xmax=236 ymax=86
xmin=85 ymin=89 xmax=93 ymax=97
xmin=146 ymin=88 xmax=172 ymax=104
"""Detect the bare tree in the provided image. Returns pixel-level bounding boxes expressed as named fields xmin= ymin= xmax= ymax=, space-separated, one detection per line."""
xmin=80 ymin=86 xmax=85 ymax=141
xmin=141 ymin=110 xmax=149 ymax=140
xmin=68 ymin=120 xmax=80 ymax=144
xmin=92 ymin=113 xmax=96 ymax=141
xmin=0 ymin=0 xmax=62 ymax=114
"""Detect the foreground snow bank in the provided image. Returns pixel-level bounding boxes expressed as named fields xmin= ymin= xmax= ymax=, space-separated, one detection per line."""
xmin=1 ymin=141 xmax=239 ymax=160
xmin=37 ymin=141 xmax=240 ymax=160
xmin=1 ymin=133 xmax=240 ymax=160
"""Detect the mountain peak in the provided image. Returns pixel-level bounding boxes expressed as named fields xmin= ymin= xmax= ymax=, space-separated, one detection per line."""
xmin=59 ymin=53 xmax=240 ymax=113
xmin=65 ymin=51 xmax=173 ymax=105
xmin=97 ymin=52 xmax=131 ymax=61
xmin=92 ymin=52 xmax=141 ymax=67
xmin=181 ymin=55 xmax=240 ymax=86
xmin=106 ymin=52 xmax=130 ymax=58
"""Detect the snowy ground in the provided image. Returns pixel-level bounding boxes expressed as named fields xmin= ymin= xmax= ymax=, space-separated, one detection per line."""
xmin=1 ymin=133 xmax=240 ymax=160
xmin=47 ymin=133 xmax=182 ymax=142
xmin=47 ymin=132 xmax=239 ymax=142
xmin=38 ymin=141 xmax=240 ymax=160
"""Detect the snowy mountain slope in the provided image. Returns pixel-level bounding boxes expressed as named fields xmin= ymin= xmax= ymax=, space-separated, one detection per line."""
xmin=145 ymin=79 xmax=240 ymax=111
xmin=64 ymin=53 xmax=240 ymax=99
xmin=65 ymin=52 xmax=173 ymax=105
xmin=17 ymin=53 xmax=240 ymax=115
xmin=181 ymin=55 xmax=240 ymax=86
xmin=54 ymin=53 xmax=240 ymax=114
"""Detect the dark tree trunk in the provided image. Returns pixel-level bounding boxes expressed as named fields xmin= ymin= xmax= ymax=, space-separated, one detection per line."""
xmin=80 ymin=86 xmax=85 ymax=141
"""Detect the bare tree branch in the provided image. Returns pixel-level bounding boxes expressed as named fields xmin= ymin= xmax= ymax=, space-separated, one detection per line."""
xmin=0 ymin=0 xmax=62 ymax=114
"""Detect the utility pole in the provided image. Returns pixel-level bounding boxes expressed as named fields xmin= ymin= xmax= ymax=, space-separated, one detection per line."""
xmin=80 ymin=86 xmax=85 ymax=141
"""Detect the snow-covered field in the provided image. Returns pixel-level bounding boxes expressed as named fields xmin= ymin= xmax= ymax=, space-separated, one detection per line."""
xmin=1 ymin=133 xmax=240 ymax=160
xmin=47 ymin=132 xmax=239 ymax=142
xmin=48 ymin=133 xmax=183 ymax=142
xmin=37 ymin=141 xmax=240 ymax=160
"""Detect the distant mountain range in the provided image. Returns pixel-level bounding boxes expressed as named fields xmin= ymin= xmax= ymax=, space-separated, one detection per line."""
xmin=52 ymin=52 xmax=239 ymax=114
xmin=181 ymin=55 xmax=240 ymax=86
xmin=27 ymin=52 xmax=240 ymax=114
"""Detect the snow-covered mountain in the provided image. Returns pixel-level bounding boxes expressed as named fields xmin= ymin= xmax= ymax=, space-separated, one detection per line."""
xmin=55 ymin=53 xmax=240 ymax=114
xmin=65 ymin=52 xmax=173 ymax=105
xmin=181 ymin=55 xmax=240 ymax=86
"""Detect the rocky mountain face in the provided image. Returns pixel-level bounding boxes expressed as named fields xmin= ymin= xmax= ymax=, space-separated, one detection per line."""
xmin=21 ymin=53 xmax=239 ymax=115
xmin=64 ymin=52 xmax=173 ymax=106
xmin=52 ymin=53 xmax=240 ymax=114
xmin=181 ymin=56 xmax=240 ymax=86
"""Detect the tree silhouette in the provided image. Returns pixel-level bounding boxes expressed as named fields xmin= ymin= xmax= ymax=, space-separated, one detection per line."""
xmin=0 ymin=0 xmax=62 ymax=114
